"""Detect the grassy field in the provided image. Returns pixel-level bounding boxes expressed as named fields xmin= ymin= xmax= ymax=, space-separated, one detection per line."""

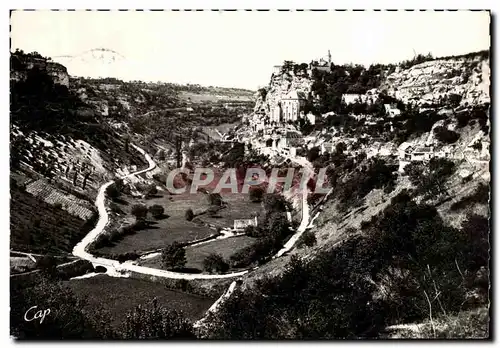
xmin=179 ymin=91 xmax=253 ymax=103
xmin=199 ymin=194 xmax=264 ymax=230
xmin=97 ymin=193 xmax=215 ymax=255
xmin=97 ymin=188 xmax=264 ymax=255
xmin=185 ymin=236 xmax=257 ymax=270
xmin=140 ymin=235 xmax=257 ymax=272
xmin=64 ymin=275 xmax=216 ymax=327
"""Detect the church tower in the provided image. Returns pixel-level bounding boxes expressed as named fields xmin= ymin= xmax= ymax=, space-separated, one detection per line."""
xmin=327 ymin=49 xmax=331 ymax=65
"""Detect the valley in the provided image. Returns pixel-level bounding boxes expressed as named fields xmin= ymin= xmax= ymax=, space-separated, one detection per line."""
xmin=10 ymin=47 xmax=490 ymax=340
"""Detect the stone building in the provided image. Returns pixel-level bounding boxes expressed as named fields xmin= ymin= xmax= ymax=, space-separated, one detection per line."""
xmin=280 ymin=90 xmax=307 ymax=122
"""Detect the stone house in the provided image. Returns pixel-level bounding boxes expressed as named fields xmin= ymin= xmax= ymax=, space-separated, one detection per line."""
xmin=384 ymin=103 xmax=402 ymax=117
xmin=234 ymin=217 xmax=258 ymax=230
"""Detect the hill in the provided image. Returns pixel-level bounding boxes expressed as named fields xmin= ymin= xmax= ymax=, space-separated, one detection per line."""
xmin=202 ymin=50 xmax=490 ymax=339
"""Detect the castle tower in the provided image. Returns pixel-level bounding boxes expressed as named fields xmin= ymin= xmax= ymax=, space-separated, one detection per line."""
xmin=328 ymin=49 xmax=331 ymax=65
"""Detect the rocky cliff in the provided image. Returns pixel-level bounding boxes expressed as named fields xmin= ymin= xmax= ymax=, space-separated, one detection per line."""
xmin=254 ymin=68 xmax=313 ymax=116
xmin=381 ymin=52 xmax=490 ymax=107
xmin=11 ymin=54 xmax=70 ymax=87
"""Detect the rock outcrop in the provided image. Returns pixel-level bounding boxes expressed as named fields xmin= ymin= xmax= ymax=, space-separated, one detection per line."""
xmin=10 ymin=54 xmax=70 ymax=87
xmin=255 ymin=69 xmax=313 ymax=118
xmin=381 ymin=53 xmax=490 ymax=107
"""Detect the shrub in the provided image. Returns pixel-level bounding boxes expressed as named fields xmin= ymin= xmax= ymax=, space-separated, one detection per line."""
xmin=203 ymin=253 xmax=229 ymax=273
xmin=161 ymin=242 xmax=186 ymax=270
xmin=116 ymin=252 xmax=139 ymax=263
xmin=433 ymin=126 xmax=460 ymax=144
xmin=450 ymin=183 xmax=489 ymax=211
xmin=35 ymin=256 xmax=58 ymax=277
xmin=131 ymin=204 xmax=148 ymax=220
xmin=208 ymin=193 xmax=223 ymax=206
xmin=95 ymin=266 xmax=107 ymax=273
xmin=145 ymin=184 xmax=158 ymax=197
xmin=185 ymin=208 xmax=194 ymax=221
xmin=148 ymin=204 xmax=165 ymax=219
xmin=109 ymin=202 xmax=123 ymax=215
xmin=119 ymin=298 xmax=195 ymax=339
xmin=307 ymin=146 xmax=321 ymax=162
xmin=105 ymin=181 xmax=121 ymax=200
xmin=249 ymin=187 xmax=265 ymax=203
xmin=297 ymin=231 xmax=317 ymax=248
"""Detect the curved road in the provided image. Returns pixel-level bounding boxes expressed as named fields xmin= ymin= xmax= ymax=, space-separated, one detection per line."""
xmin=72 ymin=144 xmax=249 ymax=280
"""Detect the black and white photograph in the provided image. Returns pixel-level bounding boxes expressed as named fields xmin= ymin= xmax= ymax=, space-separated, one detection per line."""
xmin=8 ymin=9 xmax=491 ymax=340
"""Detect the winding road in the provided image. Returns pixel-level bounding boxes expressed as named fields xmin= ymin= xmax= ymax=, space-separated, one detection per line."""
xmin=72 ymin=144 xmax=249 ymax=280
xmin=72 ymin=140 xmax=315 ymax=282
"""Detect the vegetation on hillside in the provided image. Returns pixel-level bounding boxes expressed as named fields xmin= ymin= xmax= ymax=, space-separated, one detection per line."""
xmin=203 ymin=192 xmax=489 ymax=339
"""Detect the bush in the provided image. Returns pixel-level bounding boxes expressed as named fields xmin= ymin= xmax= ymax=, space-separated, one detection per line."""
xmin=161 ymin=242 xmax=186 ymax=270
xmin=297 ymin=231 xmax=317 ymax=248
xmin=185 ymin=208 xmax=194 ymax=221
xmin=95 ymin=266 xmax=107 ymax=273
xmin=131 ymin=204 xmax=148 ymax=220
xmin=450 ymin=183 xmax=489 ymax=211
xmin=35 ymin=256 xmax=57 ymax=276
xmin=116 ymin=252 xmax=140 ymax=263
xmin=203 ymin=253 xmax=229 ymax=273
xmin=249 ymin=187 xmax=265 ymax=203
xmin=109 ymin=202 xmax=123 ymax=215
xmin=307 ymin=146 xmax=321 ymax=162
xmin=105 ymin=182 xmax=121 ymax=200
xmin=433 ymin=126 xmax=460 ymax=144
xmin=208 ymin=193 xmax=223 ymax=206
xmin=148 ymin=204 xmax=165 ymax=219
xmin=120 ymin=299 xmax=195 ymax=339
xmin=145 ymin=184 xmax=158 ymax=197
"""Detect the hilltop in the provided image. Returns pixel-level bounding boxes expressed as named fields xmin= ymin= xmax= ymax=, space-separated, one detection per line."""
xmin=9 ymin=50 xmax=255 ymax=255
xmin=202 ymin=50 xmax=490 ymax=339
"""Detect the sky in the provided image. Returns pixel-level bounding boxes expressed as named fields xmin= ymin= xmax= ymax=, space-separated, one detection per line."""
xmin=10 ymin=10 xmax=490 ymax=90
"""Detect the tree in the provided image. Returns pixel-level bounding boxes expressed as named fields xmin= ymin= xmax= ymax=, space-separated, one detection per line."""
xmin=145 ymin=184 xmax=158 ymax=197
xmin=157 ymin=149 xmax=166 ymax=161
xmin=297 ymin=231 xmax=317 ymax=248
xmin=263 ymin=193 xmax=291 ymax=214
xmin=105 ymin=180 xmax=122 ymax=200
xmin=307 ymin=146 xmax=321 ymax=162
xmin=148 ymin=204 xmax=165 ymax=219
xmin=120 ymin=298 xmax=195 ymax=339
xmin=335 ymin=142 xmax=347 ymax=154
xmin=35 ymin=256 xmax=58 ymax=278
xmin=131 ymin=204 xmax=148 ymax=221
xmin=207 ymin=193 xmax=223 ymax=206
xmin=161 ymin=242 xmax=186 ymax=270
xmin=185 ymin=208 xmax=194 ymax=221
xmin=433 ymin=126 xmax=460 ymax=144
xmin=249 ymin=187 xmax=265 ymax=203
xmin=203 ymin=253 xmax=229 ymax=273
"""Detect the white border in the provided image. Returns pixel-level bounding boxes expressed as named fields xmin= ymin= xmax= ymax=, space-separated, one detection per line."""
xmin=2 ymin=1 xmax=497 ymax=346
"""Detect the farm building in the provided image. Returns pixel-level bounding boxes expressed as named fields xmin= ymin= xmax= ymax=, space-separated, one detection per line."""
xmin=234 ymin=217 xmax=258 ymax=230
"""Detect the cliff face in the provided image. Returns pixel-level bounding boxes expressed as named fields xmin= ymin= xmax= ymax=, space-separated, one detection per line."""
xmin=381 ymin=53 xmax=490 ymax=107
xmin=10 ymin=54 xmax=70 ymax=88
xmin=255 ymin=69 xmax=313 ymax=116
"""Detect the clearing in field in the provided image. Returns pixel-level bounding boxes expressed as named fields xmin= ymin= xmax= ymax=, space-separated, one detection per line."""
xmin=140 ymin=235 xmax=258 ymax=272
xmin=97 ymin=189 xmax=264 ymax=256
xmin=97 ymin=192 xmax=215 ymax=255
